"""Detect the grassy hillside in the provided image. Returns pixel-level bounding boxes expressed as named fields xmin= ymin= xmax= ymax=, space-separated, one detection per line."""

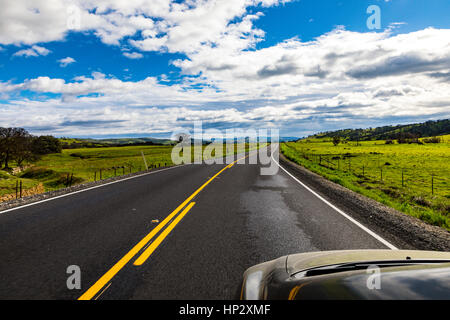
xmin=59 ymin=137 xmax=175 ymax=149
xmin=282 ymin=135 xmax=450 ymax=230
xmin=310 ymin=119 xmax=449 ymax=141
xmin=0 ymin=143 xmax=262 ymax=198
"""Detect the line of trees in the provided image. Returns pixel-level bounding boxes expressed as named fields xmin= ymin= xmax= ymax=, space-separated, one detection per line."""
xmin=0 ymin=127 xmax=62 ymax=170
xmin=313 ymin=119 xmax=450 ymax=141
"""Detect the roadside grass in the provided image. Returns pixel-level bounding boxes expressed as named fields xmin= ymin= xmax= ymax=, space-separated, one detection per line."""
xmin=0 ymin=172 xmax=41 ymax=197
xmin=0 ymin=143 xmax=263 ymax=197
xmin=281 ymin=138 xmax=450 ymax=230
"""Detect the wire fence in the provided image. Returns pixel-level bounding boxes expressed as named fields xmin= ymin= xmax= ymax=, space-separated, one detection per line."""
xmin=0 ymin=161 xmax=172 ymax=202
xmin=91 ymin=162 xmax=170 ymax=182
xmin=283 ymin=144 xmax=450 ymax=198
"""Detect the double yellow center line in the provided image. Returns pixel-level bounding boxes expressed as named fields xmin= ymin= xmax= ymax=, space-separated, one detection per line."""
xmin=79 ymin=156 xmax=247 ymax=300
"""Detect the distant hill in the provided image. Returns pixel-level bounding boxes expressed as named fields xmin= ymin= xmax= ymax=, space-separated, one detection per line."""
xmin=60 ymin=137 xmax=175 ymax=149
xmin=308 ymin=119 xmax=450 ymax=141
xmin=222 ymin=136 xmax=299 ymax=143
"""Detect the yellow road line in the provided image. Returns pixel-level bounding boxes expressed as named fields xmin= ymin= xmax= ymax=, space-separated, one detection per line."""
xmin=288 ymin=282 xmax=309 ymax=300
xmin=78 ymin=155 xmax=247 ymax=300
xmin=78 ymin=197 xmax=194 ymax=300
xmin=94 ymin=282 xmax=112 ymax=300
xmin=134 ymin=202 xmax=196 ymax=266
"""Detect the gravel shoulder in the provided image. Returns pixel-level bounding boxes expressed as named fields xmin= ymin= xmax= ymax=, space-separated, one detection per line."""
xmin=279 ymin=152 xmax=450 ymax=251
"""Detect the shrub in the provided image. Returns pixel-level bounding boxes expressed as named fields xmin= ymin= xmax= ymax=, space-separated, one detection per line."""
xmin=332 ymin=136 xmax=341 ymax=146
xmin=413 ymin=196 xmax=432 ymax=208
xmin=423 ymin=136 xmax=442 ymax=144
xmin=31 ymin=136 xmax=62 ymax=155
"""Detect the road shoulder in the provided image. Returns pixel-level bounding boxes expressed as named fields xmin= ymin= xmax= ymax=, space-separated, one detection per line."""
xmin=0 ymin=165 xmax=184 ymax=214
xmin=279 ymin=152 xmax=450 ymax=251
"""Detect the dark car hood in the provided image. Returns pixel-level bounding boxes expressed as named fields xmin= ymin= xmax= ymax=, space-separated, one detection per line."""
xmin=286 ymin=250 xmax=450 ymax=275
xmin=290 ymin=263 xmax=450 ymax=300
xmin=242 ymin=250 xmax=450 ymax=300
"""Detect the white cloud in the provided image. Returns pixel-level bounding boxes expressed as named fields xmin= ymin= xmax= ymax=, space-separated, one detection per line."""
xmin=0 ymin=1 xmax=449 ymax=136
xmin=13 ymin=45 xmax=51 ymax=57
xmin=0 ymin=0 xmax=290 ymax=53
xmin=122 ymin=52 xmax=143 ymax=59
xmin=58 ymin=57 xmax=76 ymax=67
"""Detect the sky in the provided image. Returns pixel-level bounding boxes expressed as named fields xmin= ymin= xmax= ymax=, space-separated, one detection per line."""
xmin=0 ymin=0 xmax=449 ymax=138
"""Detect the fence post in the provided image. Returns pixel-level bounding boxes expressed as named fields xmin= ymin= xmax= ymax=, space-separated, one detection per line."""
xmin=432 ymin=174 xmax=434 ymax=195
xmin=380 ymin=167 xmax=383 ymax=182
xmin=20 ymin=180 xmax=22 ymax=198
xmin=114 ymin=167 xmax=117 ymax=176
xmin=70 ymin=173 xmax=74 ymax=187
xmin=94 ymin=171 xmax=97 ymax=182
xmin=100 ymin=169 xmax=102 ymax=180
xmin=16 ymin=180 xmax=19 ymax=199
xmin=141 ymin=151 xmax=148 ymax=170
xmin=402 ymin=169 xmax=404 ymax=187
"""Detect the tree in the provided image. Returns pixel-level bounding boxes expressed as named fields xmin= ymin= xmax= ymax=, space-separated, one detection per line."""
xmin=0 ymin=127 xmax=32 ymax=169
xmin=14 ymin=136 xmax=39 ymax=167
xmin=31 ymin=135 xmax=62 ymax=155
xmin=332 ymin=136 xmax=341 ymax=146
xmin=0 ymin=128 xmax=62 ymax=170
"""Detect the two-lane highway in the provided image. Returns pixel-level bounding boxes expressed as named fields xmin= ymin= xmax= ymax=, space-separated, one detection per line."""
xmin=0 ymin=151 xmax=397 ymax=299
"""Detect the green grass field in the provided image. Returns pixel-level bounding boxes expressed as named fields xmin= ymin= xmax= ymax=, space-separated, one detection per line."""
xmin=281 ymin=135 xmax=450 ymax=230
xmin=0 ymin=143 xmax=262 ymax=198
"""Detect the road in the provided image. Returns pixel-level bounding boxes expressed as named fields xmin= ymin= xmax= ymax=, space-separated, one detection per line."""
xmin=0 ymin=150 xmax=399 ymax=300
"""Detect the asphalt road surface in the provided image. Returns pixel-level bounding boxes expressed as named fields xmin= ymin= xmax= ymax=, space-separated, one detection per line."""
xmin=0 ymin=149 xmax=400 ymax=300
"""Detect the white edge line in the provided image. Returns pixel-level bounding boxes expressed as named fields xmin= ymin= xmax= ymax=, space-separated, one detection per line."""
xmin=0 ymin=164 xmax=189 ymax=215
xmin=273 ymin=154 xmax=398 ymax=250
xmin=0 ymin=150 xmax=253 ymax=216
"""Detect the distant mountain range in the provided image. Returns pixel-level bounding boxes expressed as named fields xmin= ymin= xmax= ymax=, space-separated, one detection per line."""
xmin=60 ymin=137 xmax=175 ymax=149
xmin=60 ymin=119 xmax=450 ymax=148
xmin=307 ymin=119 xmax=450 ymax=141
xmin=221 ymin=137 xmax=299 ymax=143
xmin=60 ymin=136 xmax=299 ymax=148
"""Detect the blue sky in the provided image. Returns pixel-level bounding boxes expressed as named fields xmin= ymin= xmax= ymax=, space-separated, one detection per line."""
xmin=255 ymin=0 xmax=450 ymax=45
xmin=0 ymin=0 xmax=449 ymax=138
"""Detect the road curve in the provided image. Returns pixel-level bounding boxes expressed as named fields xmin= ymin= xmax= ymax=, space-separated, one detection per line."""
xmin=0 ymin=151 xmax=399 ymax=299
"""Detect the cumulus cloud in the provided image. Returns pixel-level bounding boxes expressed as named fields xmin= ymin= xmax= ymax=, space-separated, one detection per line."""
xmin=0 ymin=0 xmax=449 ymax=136
xmin=58 ymin=57 xmax=76 ymax=67
xmin=122 ymin=52 xmax=143 ymax=59
xmin=0 ymin=0 xmax=290 ymax=52
xmin=13 ymin=45 xmax=51 ymax=57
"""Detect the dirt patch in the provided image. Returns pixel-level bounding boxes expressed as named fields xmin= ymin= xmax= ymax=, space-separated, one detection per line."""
xmin=0 ymin=184 xmax=45 ymax=202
